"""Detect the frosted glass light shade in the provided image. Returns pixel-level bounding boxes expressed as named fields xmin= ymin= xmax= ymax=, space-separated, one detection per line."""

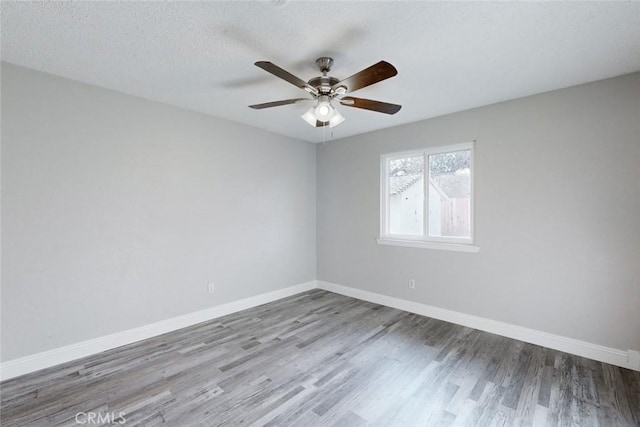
xmin=329 ymin=110 xmax=345 ymax=128
xmin=301 ymin=108 xmax=317 ymax=127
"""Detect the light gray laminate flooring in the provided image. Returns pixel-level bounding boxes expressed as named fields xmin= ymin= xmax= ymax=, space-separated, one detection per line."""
xmin=1 ymin=290 xmax=639 ymax=426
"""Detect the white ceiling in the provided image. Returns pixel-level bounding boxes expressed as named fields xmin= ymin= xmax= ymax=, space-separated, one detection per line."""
xmin=2 ymin=1 xmax=639 ymax=143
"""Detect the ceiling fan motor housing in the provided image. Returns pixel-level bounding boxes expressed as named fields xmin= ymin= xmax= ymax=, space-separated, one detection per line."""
xmin=309 ymin=57 xmax=339 ymax=94
xmin=308 ymin=76 xmax=340 ymax=94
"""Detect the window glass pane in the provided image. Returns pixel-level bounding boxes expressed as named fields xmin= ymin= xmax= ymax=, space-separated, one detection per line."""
xmin=388 ymin=155 xmax=424 ymax=236
xmin=428 ymin=150 xmax=471 ymax=238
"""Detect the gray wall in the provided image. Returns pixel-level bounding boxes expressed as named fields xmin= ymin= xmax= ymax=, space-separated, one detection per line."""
xmin=3 ymin=62 xmax=638 ymax=363
xmin=1 ymin=63 xmax=316 ymax=361
xmin=317 ymin=73 xmax=640 ymax=352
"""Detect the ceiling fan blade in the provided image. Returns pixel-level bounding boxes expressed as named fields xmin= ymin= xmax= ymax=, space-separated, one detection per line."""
xmin=249 ymin=98 xmax=311 ymax=109
xmin=255 ymin=61 xmax=317 ymax=94
xmin=333 ymin=61 xmax=398 ymax=93
xmin=339 ymin=97 xmax=402 ymax=114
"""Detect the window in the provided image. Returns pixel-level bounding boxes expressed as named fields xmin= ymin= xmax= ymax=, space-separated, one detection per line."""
xmin=378 ymin=142 xmax=478 ymax=252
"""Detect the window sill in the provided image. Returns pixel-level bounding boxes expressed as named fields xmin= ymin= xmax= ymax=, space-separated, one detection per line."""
xmin=376 ymin=238 xmax=480 ymax=253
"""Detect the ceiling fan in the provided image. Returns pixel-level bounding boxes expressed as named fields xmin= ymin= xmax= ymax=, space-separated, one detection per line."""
xmin=249 ymin=57 xmax=401 ymax=128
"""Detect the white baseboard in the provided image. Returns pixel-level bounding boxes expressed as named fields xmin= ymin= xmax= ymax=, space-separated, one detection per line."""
xmin=3 ymin=279 xmax=637 ymax=381
xmin=0 ymin=281 xmax=317 ymax=381
xmin=317 ymin=281 xmax=640 ymax=372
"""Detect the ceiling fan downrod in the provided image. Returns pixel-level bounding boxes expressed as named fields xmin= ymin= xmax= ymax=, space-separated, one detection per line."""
xmin=316 ymin=57 xmax=333 ymax=75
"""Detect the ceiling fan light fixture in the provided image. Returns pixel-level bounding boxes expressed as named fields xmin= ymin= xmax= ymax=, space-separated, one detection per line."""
xmin=302 ymin=95 xmax=345 ymax=128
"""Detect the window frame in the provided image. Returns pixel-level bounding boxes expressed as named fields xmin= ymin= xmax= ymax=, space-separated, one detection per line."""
xmin=378 ymin=142 xmax=479 ymax=252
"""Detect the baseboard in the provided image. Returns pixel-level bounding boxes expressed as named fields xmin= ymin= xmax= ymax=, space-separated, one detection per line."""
xmin=3 ymin=279 xmax=637 ymax=381
xmin=0 ymin=280 xmax=317 ymax=381
xmin=317 ymin=281 xmax=640 ymax=372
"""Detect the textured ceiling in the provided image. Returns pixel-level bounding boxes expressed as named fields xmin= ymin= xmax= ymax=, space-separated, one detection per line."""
xmin=2 ymin=1 xmax=639 ymax=143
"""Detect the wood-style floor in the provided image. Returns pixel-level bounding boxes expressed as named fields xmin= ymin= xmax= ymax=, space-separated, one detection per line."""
xmin=1 ymin=290 xmax=639 ymax=426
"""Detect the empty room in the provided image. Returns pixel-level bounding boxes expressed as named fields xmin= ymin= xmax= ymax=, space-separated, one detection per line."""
xmin=1 ymin=1 xmax=639 ymax=426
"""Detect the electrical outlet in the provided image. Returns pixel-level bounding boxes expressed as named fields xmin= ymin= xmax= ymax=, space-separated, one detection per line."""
xmin=208 ymin=283 xmax=215 ymax=294
xmin=408 ymin=279 xmax=415 ymax=289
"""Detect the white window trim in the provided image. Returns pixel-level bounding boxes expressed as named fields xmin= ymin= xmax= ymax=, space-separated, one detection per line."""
xmin=378 ymin=142 xmax=479 ymax=253
xmin=376 ymin=238 xmax=480 ymax=253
